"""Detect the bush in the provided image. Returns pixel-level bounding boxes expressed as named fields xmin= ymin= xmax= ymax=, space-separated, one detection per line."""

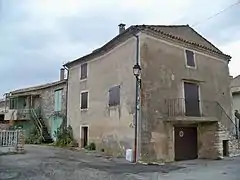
xmin=54 ymin=125 xmax=77 ymax=147
xmin=85 ymin=142 xmax=96 ymax=151
xmin=25 ymin=126 xmax=43 ymax=144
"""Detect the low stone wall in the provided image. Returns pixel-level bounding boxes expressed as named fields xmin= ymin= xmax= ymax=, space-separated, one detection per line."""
xmin=0 ymin=124 xmax=10 ymax=130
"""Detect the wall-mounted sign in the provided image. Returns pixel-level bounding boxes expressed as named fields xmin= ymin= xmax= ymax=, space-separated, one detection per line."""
xmin=179 ymin=130 xmax=184 ymax=137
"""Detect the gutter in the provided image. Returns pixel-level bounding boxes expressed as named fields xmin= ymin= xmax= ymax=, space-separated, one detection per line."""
xmin=63 ymin=65 xmax=69 ymax=126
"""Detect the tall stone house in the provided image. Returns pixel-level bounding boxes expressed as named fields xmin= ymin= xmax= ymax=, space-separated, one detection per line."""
xmin=64 ymin=24 xmax=240 ymax=162
xmin=3 ymin=69 xmax=67 ymax=141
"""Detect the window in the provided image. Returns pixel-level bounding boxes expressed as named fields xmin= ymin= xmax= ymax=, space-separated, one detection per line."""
xmin=109 ymin=85 xmax=120 ymax=106
xmin=10 ymin=98 xmax=17 ymax=109
xmin=185 ymin=50 xmax=195 ymax=67
xmin=54 ymin=89 xmax=62 ymax=112
xmin=80 ymin=92 xmax=88 ymax=109
xmin=80 ymin=63 xmax=88 ymax=80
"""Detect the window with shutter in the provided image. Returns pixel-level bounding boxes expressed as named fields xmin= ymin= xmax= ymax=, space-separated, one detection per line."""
xmin=185 ymin=50 xmax=195 ymax=67
xmin=81 ymin=92 xmax=88 ymax=109
xmin=109 ymin=85 xmax=120 ymax=106
xmin=80 ymin=63 xmax=88 ymax=80
xmin=54 ymin=89 xmax=62 ymax=111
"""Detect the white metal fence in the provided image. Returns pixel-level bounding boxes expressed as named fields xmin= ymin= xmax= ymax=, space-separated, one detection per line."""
xmin=0 ymin=130 xmax=24 ymax=148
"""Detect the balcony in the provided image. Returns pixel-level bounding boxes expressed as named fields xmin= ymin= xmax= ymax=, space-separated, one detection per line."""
xmin=163 ymin=98 xmax=221 ymax=122
xmin=17 ymin=109 xmax=31 ymax=120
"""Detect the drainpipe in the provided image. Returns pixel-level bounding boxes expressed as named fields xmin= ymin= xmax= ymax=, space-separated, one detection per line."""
xmin=133 ymin=34 xmax=140 ymax=163
xmin=63 ymin=65 xmax=69 ymax=127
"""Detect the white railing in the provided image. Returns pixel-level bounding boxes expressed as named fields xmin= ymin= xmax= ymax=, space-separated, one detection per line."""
xmin=0 ymin=130 xmax=24 ymax=147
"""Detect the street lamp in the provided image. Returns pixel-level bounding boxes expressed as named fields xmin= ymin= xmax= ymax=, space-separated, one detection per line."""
xmin=133 ymin=64 xmax=141 ymax=78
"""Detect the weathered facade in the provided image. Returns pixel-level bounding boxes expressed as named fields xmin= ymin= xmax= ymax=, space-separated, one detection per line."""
xmin=231 ymin=75 xmax=240 ymax=114
xmin=5 ymin=69 xmax=67 ymax=141
xmin=65 ymin=24 xmax=239 ymax=162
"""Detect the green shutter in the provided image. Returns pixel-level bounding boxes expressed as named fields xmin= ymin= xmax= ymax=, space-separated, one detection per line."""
xmin=54 ymin=90 xmax=62 ymax=111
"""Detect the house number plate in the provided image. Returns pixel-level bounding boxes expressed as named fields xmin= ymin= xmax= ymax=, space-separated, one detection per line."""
xmin=179 ymin=131 xmax=184 ymax=137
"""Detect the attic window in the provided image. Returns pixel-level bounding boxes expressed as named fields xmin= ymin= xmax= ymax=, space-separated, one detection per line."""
xmin=185 ymin=50 xmax=195 ymax=67
xmin=80 ymin=63 xmax=88 ymax=80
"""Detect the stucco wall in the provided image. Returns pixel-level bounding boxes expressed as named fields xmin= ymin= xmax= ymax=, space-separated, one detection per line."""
xmin=67 ymin=37 xmax=137 ymax=154
xmin=140 ymin=34 xmax=232 ymax=161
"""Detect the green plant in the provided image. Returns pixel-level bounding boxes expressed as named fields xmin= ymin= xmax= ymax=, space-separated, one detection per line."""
xmin=85 ymin=142 xmax=96 ymax=151
xmin=25 ymin=126 xmax=43 ymax=144
xmin=54 ymin=124 xmax=77 ymax=147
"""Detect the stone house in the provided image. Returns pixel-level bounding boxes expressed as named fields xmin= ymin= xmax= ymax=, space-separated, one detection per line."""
xmin=64 ymin=24 xmax=240 ymax=162
xmin=4 ymin=68 xmax=67 ymax=141
xmin=231 ymin=75 xmax=240 ymax=113
xmin=230 ymin=75 xmax=240 ymax=128
xmin=0 ymin=99 xmax=10 ymax=129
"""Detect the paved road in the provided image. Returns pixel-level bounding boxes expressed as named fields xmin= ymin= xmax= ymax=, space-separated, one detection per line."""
xmin=0 ymin=145 xmax=240 ymax=180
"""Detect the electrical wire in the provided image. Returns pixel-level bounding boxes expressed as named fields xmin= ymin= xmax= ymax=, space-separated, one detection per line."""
xmin=192 ymin=1 xmax=240 ymax=27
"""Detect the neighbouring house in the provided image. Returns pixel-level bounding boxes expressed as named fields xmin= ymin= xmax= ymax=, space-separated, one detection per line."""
xmin=64 ymin=24 xmax=239 ymax=162
xmin=230 ymin=75 xmax=240 ymax=128
xmin=0 ymin=98 xmax=10 ymax=129
xmin=4 ymin=68 xmax=67 ymax=141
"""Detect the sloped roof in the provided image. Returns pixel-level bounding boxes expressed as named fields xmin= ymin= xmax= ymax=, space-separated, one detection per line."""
xmin=10 ymin=80 xmax=67 ymax=95
xmin=64 ymin=25 xmax=231 ymax=67
xmin=145 ymin=25 xmax=222 ymax=53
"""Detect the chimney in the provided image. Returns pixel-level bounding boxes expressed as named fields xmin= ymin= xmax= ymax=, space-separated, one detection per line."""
xmin=118 ymin=23 xmax=126 ymax=34
xmin=60 ymin=68 xmax=65 ymax=81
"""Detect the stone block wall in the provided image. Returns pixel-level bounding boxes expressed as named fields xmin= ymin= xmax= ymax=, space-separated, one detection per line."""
xmin=198 ymin=122 xmax=240 ymax=159
xmin=217 ymin=123 xmax=240 ymax=157
xmin=198 ymin=122 xmax=221 ymax=159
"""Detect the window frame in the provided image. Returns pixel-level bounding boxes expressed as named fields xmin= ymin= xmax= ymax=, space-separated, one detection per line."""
xmin=9 ymin=98 xmax=16 ymax=109
xmin=54 ymin=89 xmax=63 ymax=112
xmin=108 ymin=85 xmax=120 ymax=107
xmin=184 ymin=49 xmax=196 ymax=69
xmin=80 ymin=63 xmax=88 ymax=81
xmin=80 ymin=90 xmax=89 ymax=110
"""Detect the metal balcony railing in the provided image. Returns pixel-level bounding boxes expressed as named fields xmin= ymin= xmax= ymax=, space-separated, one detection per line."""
xmin=165 ymin=98 xmax=219 ymax=118
xmin=164 ymin=98 xmax=238 ymax=138
xmin=17 ymin=109 xmax=31 ymax=120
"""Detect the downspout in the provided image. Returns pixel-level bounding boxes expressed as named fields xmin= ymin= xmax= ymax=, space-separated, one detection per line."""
xmin=133 ymin=34 xmax=140 ymax=163
xmin=63 ymin=65 xmax=69 ymax=127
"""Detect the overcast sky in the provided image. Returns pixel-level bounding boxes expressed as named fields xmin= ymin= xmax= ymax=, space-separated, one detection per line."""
xmin=0 ymin=0 xmax=239 ymax=97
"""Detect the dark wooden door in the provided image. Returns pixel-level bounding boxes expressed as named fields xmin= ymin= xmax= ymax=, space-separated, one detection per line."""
xmin=184 ymin=82 xmax=200 ymax=116
xmin=175 ymin=127 xmax=198 ymax=161
xmin=82 ymin=127 xmax=88 ymax=147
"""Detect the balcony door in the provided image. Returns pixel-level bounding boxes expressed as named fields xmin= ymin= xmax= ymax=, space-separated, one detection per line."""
xmin=184 ymin=82 xmax=200 ymax=116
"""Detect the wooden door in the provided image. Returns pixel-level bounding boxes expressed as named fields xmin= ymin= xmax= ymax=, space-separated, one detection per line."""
xmin=51 ymin=116 xmax=63 ymax=141
xmin=175 ymin=126 xmax=198 ymax=161
xmin=184 ymin=82 xmax=200 ymax=116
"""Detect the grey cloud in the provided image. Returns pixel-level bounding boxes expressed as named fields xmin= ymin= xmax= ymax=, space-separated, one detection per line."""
xmin=0 ymin=0 xmax=239 ymax=97
xmin=194 ymin=2 xmax=240 ymax=45
xmin=56 ymin=9 xmax=142 ymax=44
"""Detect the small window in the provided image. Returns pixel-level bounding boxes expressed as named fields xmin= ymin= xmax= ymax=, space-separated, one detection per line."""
xmin=80 ymin=92 xmax=88 ymax=109
xmin=185 ymin=50 xmax=195 ymax=67
xmin=109 ymin=85 xmax=120 ymax=106
xmin=80 ymin=63 xmax=88 ymax=80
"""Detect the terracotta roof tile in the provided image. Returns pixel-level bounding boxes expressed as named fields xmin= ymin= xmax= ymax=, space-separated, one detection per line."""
xmin=65 ymin=25 xmax=231 ymax=67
